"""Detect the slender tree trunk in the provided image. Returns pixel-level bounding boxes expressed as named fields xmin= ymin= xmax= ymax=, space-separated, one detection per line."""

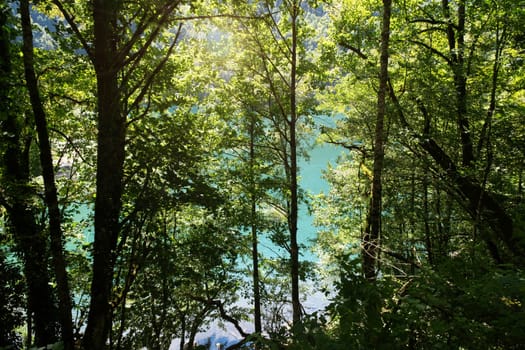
xmin=0 ymin=6 xmax=59 ymax=348
xmin=83 ymin=0 xmax=126 ymax=348
xmin=362 ymin=0 xmax=391 ymax=281
xmin=477 ymin=23 xmax=504 ymax=157
xmin=360 ymin=1 xmax=392 ymax=344
xmin=422 ymin=171 xmax=434 ymax=265
xmin=250 ymin=114 xmax=262 ymax=334
xmin=251 ymin=198 xmax=262 ymax=333
xmin=443 ymin=0 xmax=473 ymax=166
xmin=289 ymin=0 xmax=301 ymax=326
xmin=362 ymin=2 xmax=391 ymax=345
xmin=19 ymin=1 xmax=74 ymax=348
xmin=179 ymin=312 xmax=186 ymax=350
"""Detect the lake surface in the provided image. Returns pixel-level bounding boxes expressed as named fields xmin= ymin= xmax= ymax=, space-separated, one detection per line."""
xmin=297 ymin=142 xmax=340 ymax=261
xmin=73 ymin=134 xmax=342 ymax=263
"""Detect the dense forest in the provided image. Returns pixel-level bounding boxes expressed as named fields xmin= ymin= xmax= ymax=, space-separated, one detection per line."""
xmin=1 ymin=0 xmax=524 ymax=349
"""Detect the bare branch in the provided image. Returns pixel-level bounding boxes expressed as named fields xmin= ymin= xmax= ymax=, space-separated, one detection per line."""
xmin=323 ymin=131 xmax=368 ymax=155
xmin=252 ymin=31 xmax=291 ymax=89
xmin=117 ymin=11 xmax=152 ymax=67
xmin=48 ymin=92 xmax=89 ymax=105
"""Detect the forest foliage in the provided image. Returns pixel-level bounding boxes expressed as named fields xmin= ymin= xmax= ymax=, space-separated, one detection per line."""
xmin=1 ymin=0 xmax=524 ymax=349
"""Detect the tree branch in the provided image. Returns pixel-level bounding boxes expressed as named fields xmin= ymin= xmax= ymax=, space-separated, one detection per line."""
xmin=387 ymin=76 xmax=524 ymax=265
xmin=118 ymin=2 xmax=179 ymax=68
xmin=322 ymin=129 xmax=368 ymax=155
xmin=263 ymin=4 xmax=293 ymax=59
xmin=49 ymin=127 xmax=92 ymax=166
xmin=125 ymin=23 xmax=182 ymax=116
xmin=409 ymin=18 xmax=457 ymax=29
xmin=173 ymin=13 xmax=272 ymax=21
xmin=338 ymin=41 xmax=369 ymax=60
xmin=191 ymin=296 xmax=250 ymax=338
xmin=52 ymin=0 xmax=94 ymax=63
xmin=410 ymin=39 xmax=452 ymax=66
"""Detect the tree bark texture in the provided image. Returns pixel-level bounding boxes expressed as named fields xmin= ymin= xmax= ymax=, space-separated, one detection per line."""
xmin=19 ymin=1 xmax=74 ymax=348
xmin=83 ymin=0 xmax=126 ymax=348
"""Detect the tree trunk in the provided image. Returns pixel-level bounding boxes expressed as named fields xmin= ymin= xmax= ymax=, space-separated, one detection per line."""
xmin=0 ymin=6 xmax=59 ymax=347
xmin=422 ymin=171 xmax=434 ymax=265
xmin=419 ymin=138 xmax=525 ymax=264
xmin=19 ymin=1 xmax=74 ymax=348
xmin=362 ymin=0 xmax=392 ymax=281
xmin=250 ymin=114 xmax=262 ymax=334
xmin=442 ymin=0 xmax=473 ymax=166
xmin=361 ymin=1 xmax=391 ymax=345
xmin=289 ymin=0 xmax=301 ymax=327
xmin=83 ymin=0 xmax=126 ymax=348
xmin=388 ymin=24 xmax=522 ymax=265
xmin=179 ymin=312 xmax=187 ymax=350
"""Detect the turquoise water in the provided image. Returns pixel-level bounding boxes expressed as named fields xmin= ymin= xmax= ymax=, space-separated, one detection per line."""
xmin=298 ymin=143 xmax=340 ymax=261
xmin=72 ymin=139 xmax=341 ymax=263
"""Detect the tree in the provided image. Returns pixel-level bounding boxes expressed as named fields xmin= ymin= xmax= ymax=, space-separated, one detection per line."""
xmin=0 ymin=2 xmax=60 ymax=346
xmin=362 ymin=0 xmax=391 ymax=281
xmin=231 ymin=0 xmax=320 ymax=327
xmin=51 ymin=1 xmax=185 ymax=347
xmin=389 ymin=0 xmax=525 ymax=265
xmin=311 ymin=0 xmax=525 ymax=347
xmin=358 ymin=0 xmax=391 ymax=346
xmin=218 ymin=49 xmax=285 ymax=336
xmin=249 ymin=110 xmax=263 ymax=335
xmin=19 ymin=1 xmax=74 ymax=347
xmin=99 ymin=24 xmax=249 ymax=349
